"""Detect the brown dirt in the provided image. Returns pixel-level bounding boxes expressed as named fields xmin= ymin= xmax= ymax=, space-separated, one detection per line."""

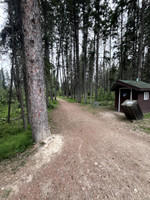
xmin=1 ymin=99 xmax=150 ymax=200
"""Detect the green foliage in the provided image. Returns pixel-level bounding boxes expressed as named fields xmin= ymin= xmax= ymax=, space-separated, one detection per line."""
xmin=140 ymin=126 xmax=150 ymax=134
xmin=58 ymin=89 xmax=62 ymax=96
xmin=48 ymin=99 xmax=59 ymax=110
xmin=0 ymin=103 xmax=33 ymax=162
xmin=67 ymin=98 xmax=76 ymax=103
xmin=0 ymin=88 xmax=9 ymax=104
xmin=132 ymin=113 xmax=150 ymax=135
xmin=0 ymin=126 xmax=33 ymax=161
xmin=98 ymin=87 xmax=115 ymax=101
xmin=0 ymin=101 xmax=21 ymax=123
xmin=58 ymin=96 xmax=77 ymax=103
xmin=99 ymin=101 xmax=114 ymax=106
xmin=59 ymin=95 xmax=115 ymax=109
xmin=144 ymin=113 xmax=150 ymax=119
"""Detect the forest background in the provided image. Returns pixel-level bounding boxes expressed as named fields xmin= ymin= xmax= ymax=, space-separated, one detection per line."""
xmin=0 ymin=0 xmax=150 ymax=160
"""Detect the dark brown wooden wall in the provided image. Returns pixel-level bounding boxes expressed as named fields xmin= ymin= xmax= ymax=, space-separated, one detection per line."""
xmin=115 ymin=89 xmax=150 ymax=113
xmin=138 ymin=92 xmax=150 ymax=113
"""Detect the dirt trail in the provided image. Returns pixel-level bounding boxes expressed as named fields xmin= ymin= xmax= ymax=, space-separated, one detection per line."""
xmin=1 ymin=99 xmax=150 ymax=200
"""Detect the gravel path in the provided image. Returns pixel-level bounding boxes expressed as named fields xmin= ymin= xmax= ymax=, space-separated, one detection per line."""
xmin=1 ymin=99 xmax=150 ymax=200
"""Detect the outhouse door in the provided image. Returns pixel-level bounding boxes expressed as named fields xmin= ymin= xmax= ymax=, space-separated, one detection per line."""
xmin=118 ymin=88 xmax=132 ymax=112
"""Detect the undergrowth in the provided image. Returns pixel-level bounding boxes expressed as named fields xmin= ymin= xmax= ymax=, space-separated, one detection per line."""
xmin=144 ymin=113 xmax=150 ymax=119
xmin=0 ymin=99 xmax=57 ymax=162
xmin=58 ymin=95 xmax=114 ymax=108
xmin=0 ymin=102 xmax=33 ymax=162
xmin=0 ymin=127 xmax=33 ymax=161
xmin=58 ymin=96 xmax=77 ymax=103
xmin=48 ymin=99 xmax=59 ymax=111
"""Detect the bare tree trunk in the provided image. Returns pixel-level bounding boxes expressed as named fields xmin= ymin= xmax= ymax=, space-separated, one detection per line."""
xmin=70 ymin=38 xmax=73 ymax=99
xmin=21 ymin=0 xmax=50 ymax=142
xmin=50 ymin=69 xmax=53 ymax=101
xmin=83 ymin=26 xmax=88 ymax=103
xmin=14 ymin=55 xmax=28 ymax=130
xmin=137 ymin=0 xmax=145 ymax=80
xmin=23 ymin=62 xmax=31 ymax=124
xmin=73 ymin=40 xmax=76 ymax=99
xmin=89 ymin=37 xmax=95 ymax=104
xmin=7 ymin=62 xmax=14 ymax=123
xmin=73 ymin=1 xmax=81 ymax=103
xmin=109 ymin=31 xmax=112 ymax=89
xmin=46 ymin=78 xmax=49 ymax=106
xmin=119 ymin=9 xmax=123 ymax=79
xmin=19 ymin=84 xmax=28 ymax=130
xmin=95 ymin=33 xmax=99 ymax=101
xmin=75 ymin=29 xmax=81 ymax=103
xmin=103 ymin=41 xmax=106 ymax=94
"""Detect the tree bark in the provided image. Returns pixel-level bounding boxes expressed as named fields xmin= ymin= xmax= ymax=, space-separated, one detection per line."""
xmin=82 ymin=3 xmax=88 ymax=103
xmin=137 ymin=0 xmax=145 ymax=80
xmin=7 ymin=62 xmax=14 ymax=123
xmin=21 ymin=0 xmax=50 ymax=142
xmin=95 ymin=33 xmax=99 ymax=101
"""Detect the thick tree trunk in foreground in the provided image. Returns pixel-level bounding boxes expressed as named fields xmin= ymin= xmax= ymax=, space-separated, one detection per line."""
xmin=21 ymin=0 xmax=50 ymax=142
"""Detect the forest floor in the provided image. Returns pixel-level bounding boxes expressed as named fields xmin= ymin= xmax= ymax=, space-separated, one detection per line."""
xmin=1 ymin=99 xmax=150 ymax=200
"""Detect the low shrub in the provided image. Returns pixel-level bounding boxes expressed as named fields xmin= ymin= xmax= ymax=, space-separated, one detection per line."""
xmin=0 ymin=128 xmax=33 ymax=161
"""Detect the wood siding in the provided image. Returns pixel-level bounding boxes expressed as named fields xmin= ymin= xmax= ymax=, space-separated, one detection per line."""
xmin=138 ymin=92 xmax=150 ymax=113
xmin=115 ymin=89 xmax=150 ymax=113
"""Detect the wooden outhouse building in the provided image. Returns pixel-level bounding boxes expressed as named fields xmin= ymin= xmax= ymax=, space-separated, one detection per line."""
xmin=111 ymin=80 xmax=150 ymax=113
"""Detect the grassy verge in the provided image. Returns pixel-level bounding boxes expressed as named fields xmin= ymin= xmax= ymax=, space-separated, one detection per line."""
xmin=132 ymin=113 xmax=150 ymax=134
xmin=58 ymin=96 xmax=77 ymax=103
xmin=0 ymin=127 xmax=33 ymax=161
xmin=0 ymin=99 xmax=58 ymax=162
xmin=139 ymin=113 xmax=150 ymax=134
xmin=48 ymin=99 xmax=59 ymax=111
xmin=58 ymin=96 xmax=114 ymax=110
xmin=0 ymin=102 xmax=33 ymax=162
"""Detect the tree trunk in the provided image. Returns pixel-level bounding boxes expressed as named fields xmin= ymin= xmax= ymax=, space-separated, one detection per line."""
xmin=119 ymin=9 xmax=123 ymax=79
xmin=75 ymin=29 xmax=81 ymax=103
xmin=82 ymin=16 xmax=88 ymax=103
xmin=137 ymin=0 xmax=145 ymax=80
xmin=103 ymin=41 xmax=106 ymax=94
xmin=7 ymin=63 xmax=14 ymax=123
xmin=14 ymin=54 xmax=28 ymax=130
xmin=18 ymin=84 xmax=28 ymax=130
xmin=73 ymin=1 xmax=81 ymax=103
xmin=23 ymin=59 xmax=31 ymax=124
xmin=70 ymin=38 xmax=73 ymax=99
xmin=95 ymin=33 xmax=99 ymax=101
xmin=21 ymin=0 xmax=50 ymax=142
xmin=89 ymin=37 xmax=95 ymax=104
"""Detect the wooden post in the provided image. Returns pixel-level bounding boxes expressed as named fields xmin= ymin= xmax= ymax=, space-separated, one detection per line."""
xmin=118 ymin=88 xmax=121 ymax=112
xmin=130 ymin=89 xmax=133 ymax=100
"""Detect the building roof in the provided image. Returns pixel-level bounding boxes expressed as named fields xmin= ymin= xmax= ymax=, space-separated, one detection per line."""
xmin=111 ymin=80 xmax=150 ymax=91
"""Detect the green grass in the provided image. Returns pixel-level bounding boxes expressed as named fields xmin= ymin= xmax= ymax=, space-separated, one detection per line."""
xmin=140 ymin=126 xmax=150 ymax=134
xmin=0 ymin=98 xmax=58 ymax=162
xmin=0 ymin=125 xmax=33 ymax=161
xmin=138 ymin=113 xmax=150 ymax=134
xmin=58 ymin=96 xmax=77 ymax=103
xmin=144 ymin=113 xmax=150 ymax=119
xmin=58 ymin=95 xmax=115 ymax=108
xmin=48 ymin=99 xmax=59 ymax=111
xmin=0 ymin=102 xmax=33 ymax=162
xmin=0 ymin=102 xmax=21 ymax=123
xmin=67 ymin=98 xmax=77 ymax=103
xmin=132 ymin=112 xmax=150 ymax=135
